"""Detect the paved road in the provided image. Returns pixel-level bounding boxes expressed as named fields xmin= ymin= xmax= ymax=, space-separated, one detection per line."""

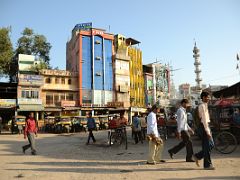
xmin=0 ymin=128 xmax=239 ymax=180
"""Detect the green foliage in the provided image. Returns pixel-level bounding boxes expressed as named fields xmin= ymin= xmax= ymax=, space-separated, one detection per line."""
xmin=0 ymin=27 xmax=14 ymax=77
xmin=15 ymin=27 xmax=52 ymax=65
xmin=28 ymin=60 xmax=49 ymax=73
xmin=9 ymin=27 xmax=52 ymax=81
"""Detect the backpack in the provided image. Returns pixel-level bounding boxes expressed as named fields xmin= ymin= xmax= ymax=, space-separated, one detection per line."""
xmin=193 ymin=106 xmax=201 ymax=130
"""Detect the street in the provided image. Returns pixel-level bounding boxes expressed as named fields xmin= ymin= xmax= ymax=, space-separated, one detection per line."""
xmin=0 ymin=128 xmax=239 ymax=180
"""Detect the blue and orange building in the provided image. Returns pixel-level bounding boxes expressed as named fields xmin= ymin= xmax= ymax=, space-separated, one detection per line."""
xmin=66 ymin=23 xmax=114 ymax=110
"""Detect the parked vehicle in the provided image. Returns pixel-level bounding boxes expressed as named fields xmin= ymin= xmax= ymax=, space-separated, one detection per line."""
xmin=71 ymin=116 xmax=82 ymax=132
xmin=9 ymin=116 xmax=26 ymax=134
xmin=44 ymin=116 xmax=56 ymax=133
xmin=54 ymin=116 xmax=72 ymax=133
xmin=73 ymin=116 xmax=87 ymax=132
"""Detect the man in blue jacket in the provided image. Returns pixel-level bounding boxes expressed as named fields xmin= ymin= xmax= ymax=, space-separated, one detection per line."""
xmin=86 ymin=112 xmax=96 ymax=145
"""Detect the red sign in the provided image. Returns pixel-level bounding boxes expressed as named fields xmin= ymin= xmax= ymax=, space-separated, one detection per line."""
xmin=92 ymin=30 xmax=104 ymax=36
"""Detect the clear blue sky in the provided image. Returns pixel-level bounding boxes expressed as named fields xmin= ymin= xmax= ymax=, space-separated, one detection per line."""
xmin=1 ymin=0 xmax=240 ymax=88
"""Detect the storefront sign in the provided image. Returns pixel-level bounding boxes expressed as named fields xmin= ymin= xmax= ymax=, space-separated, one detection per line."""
xmin=18 ymin=74 xmax=43 ymax=86
xmin=107 ymin=102 xmax=124 ymax=107
xmin=61 ymin=100 xmax=76 ymax=107
xmin=18 ymin=98 xmax=42 ymax=105
xmin=0 ymin=99 xmax=16 ymax=107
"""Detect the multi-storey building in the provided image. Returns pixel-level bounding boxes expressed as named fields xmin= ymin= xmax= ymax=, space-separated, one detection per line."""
xmin=66 ymin=23 xmax=114 ymax=112
xmin=114 ymin=34 xmax=131 ymax=108
xmin=143 ymin=65 xmax=154 ymax=106
xmin=143 ymin=63 xmax=170 ymax=107
xmin=17 ymin=54 xmax=44 ymax=120
xmin=40 ymin=69 xmax=78 ymax=116
xmin=127 ymin=38 xmax=145 ymax=108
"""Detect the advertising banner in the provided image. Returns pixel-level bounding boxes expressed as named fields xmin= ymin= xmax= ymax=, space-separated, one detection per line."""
xmin=0 ymin=99 xmax=16 ymax=107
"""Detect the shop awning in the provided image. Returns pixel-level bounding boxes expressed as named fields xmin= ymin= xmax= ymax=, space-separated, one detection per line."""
xmin=18 ymin=104 xmax=44 ymax=111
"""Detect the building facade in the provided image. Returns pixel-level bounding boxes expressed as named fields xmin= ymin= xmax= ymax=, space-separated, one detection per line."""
xmin=66 ymin=23 xmax=114 ymax=108
xmin=114 ymin=34 xmax=131 ymax=108
xmin=143 ymin=63 xmax=170 ymax=107
xmin=17 ymin=54 xmax=44 ymax=120
xmin=40 ymin=69 xmax=78 ymax=116
xmin=127 ymin=38 xmax=145 ymax=108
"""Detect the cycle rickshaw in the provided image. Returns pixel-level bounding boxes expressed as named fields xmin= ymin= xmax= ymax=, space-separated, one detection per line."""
xmin=209 ymin=100 xmax=239 ymax=154
xmin=107 ymin=113 xmax=128 ymax=150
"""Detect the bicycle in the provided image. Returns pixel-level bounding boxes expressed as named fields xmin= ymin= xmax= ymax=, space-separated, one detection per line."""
xmin=108 ymin=126 xmax=128 ymax=150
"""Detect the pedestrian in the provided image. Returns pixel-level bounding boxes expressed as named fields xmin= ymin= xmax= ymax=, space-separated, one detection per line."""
xmin=168 ymin=99 xmax=195 ymax=162
xmin=193 ymin=91 xmax=215 ymax=170
xmin=146 ymin=104 xmax=165 ymax=165
xmin=86 ymin=112 xmax=96 ymax=145
xmin=132 ymin=112 xmax=143 ymax=144
xmin=140 ymin=113 xmax=147 ymax=140
xmin=22 ymin=112 xmax=38 ymax=155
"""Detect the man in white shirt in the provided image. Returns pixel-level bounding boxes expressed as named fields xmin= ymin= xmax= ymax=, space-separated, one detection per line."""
xmin=146 ymin=104 xmax=165 ymax=164
xmin=194 ymin=91 xmax=215 ymax=170
xmin=168 ymin=99 xmax=195 ymax=162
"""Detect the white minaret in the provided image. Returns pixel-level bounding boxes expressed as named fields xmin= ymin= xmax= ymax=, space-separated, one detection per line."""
xmin=193 ymin=42 xmax=202 ymax=93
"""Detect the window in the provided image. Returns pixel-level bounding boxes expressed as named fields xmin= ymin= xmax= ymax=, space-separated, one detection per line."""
xmin=55 ymin=78 xmax=60 ymax=84
xmin=61 ymin=78 xmax=65 ymax=84
xmin=95 ymin=40 xmax=101 ymax=44
xmin=46 ymin=94 xmax=53 ymax=105
xmin=60 ymin=94 xmax=65 ymax=100
xmin=66 ymin=93 xmax=73 ymax=101
xmin=21 ymin=90 xmax=39 ymax=99
xmin=54 ymin=94 xmax=60 ymax=106
xmin=68 ymin=79 xmax=71 ymax=85
xmin=45 ymin=77 xmax=51 ymax=83
xmin=95 ymin=56 xmax=101 ymax=60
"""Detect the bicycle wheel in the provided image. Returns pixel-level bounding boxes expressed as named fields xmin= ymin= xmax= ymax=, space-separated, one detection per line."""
xmin=214 ymin=131 xmax=238 ymax=154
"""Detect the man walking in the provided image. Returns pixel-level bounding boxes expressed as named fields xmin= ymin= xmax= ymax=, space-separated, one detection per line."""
xmin=86 ymin=112 xmax=96 ymax=145
xmin=132 ymin=112 xmax=142 ymax=144
xmin=22 ymin=112 xmax=38 ymax=155
xmin=194 ymin=92 xmax=215 ymax=170
xmin=146 ymin=104 xmax=165 ymax=164
xmin=168 ymin=99 xmax=195 ymax=162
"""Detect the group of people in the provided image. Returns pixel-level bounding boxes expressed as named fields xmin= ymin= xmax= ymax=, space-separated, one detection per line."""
xmin=146 ymin=91 xmax=215 ymax=170
xmin=21 ymin=92 xmax=215 ymax=170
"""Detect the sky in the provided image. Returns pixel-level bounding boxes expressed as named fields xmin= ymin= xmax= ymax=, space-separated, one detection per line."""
xmin=1 ymin=0 xmax=240 ymax=88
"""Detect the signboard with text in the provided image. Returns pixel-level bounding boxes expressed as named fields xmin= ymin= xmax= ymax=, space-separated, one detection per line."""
xmin=18 ymin=98 xmax=42 ymax=105
xmin=18 ymin=74 xmax=43 ymax=86
xmin=74 ymin=22 xmax=92 ymax=30
xmin=0 ymin=99 xmax=16 ymax=107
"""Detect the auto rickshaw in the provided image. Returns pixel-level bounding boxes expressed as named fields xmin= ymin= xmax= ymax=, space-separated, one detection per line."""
xmin=11 ymin=116 xmax=26 ymax=134
xmin=54 ymin=116 xmax=72 ymax=133
xmin=44 ymin=116 xmax=55 ymax=133
xmin=71 ymin=116 xmax=82 ymax=132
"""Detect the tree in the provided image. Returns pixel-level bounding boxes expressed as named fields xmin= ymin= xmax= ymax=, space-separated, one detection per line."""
xmin=28 ymin=60 xmax=49 ymax=73
xmin=0 ymin=27 xmax=13 ymax=77
xmin=9 ymin=27 xmax=52 ymax=81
